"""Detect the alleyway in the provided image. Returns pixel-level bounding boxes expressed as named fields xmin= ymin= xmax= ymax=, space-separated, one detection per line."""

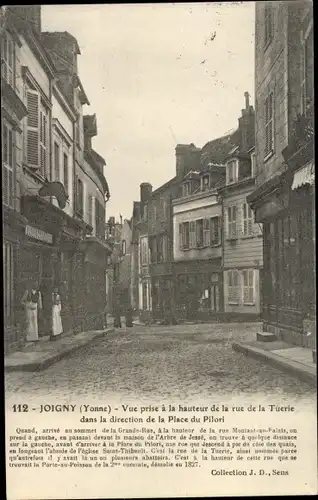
xmin=5 ymin=323 xmax=315 ymax=404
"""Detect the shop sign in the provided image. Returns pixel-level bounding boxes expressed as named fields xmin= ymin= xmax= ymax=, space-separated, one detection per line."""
xmin=25 ymin=225 xmax=53 ymax=244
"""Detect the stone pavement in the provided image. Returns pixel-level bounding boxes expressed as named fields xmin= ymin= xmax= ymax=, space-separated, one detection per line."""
xmin=232 ymin=337 xmax=316 ymax=386
xmin=5 ymin=327 xmax=114 ymax=372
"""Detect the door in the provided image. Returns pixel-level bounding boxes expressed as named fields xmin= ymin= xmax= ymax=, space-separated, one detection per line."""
xmin=210 ymin=284 xmax=220 ymax=312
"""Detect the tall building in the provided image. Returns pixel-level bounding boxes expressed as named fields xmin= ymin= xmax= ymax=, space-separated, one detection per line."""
xmin=247 ymin=1 xmax=314 ymax=346
xmin=2 ymin=6 xmax=111 ymax=350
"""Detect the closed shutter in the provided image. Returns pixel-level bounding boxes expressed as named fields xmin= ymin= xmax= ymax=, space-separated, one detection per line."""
xmin=189 ymin=221 xmax=196 ymax=248
xmin=243 ymin=270 xmax=254 ymax=304
xmin=243 ymin=270 xmax=249 ymax=303
xmin=203 ymin=218 xmax=210 ymax=246
xmin=26 ymin=90 xmax=40 ymax=168
xmin=54 ymin=142 xmax=60 ymax=181
xmin=63 ymin=153 xmax=69 ymax=194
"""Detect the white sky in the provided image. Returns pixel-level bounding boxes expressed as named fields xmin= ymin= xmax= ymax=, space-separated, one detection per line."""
xmin=42 ymin=2 xmax=255 ymax=220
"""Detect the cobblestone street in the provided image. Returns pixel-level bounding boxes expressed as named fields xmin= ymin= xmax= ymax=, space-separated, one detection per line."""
xmin=5 ymin=323 xmax=316 ymax=405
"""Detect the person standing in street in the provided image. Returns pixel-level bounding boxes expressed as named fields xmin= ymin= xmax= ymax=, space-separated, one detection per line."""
xmin=21 ymin=280 xmax=42 ymax=342
xmin=50 ymin=286 xmax=63 ymax=340
xmin=113 ymin=296 xmax=122 ymax=328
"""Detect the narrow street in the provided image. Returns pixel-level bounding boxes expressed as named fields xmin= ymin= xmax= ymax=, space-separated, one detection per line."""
xmin=5 ymin=323 xmax=315 ymax=404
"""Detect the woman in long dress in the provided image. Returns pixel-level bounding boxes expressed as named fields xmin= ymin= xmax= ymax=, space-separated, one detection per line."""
xmin=51 ymin=287 xmax=63 ymax=340
xmin=21 ymin=282 xmax=42 ymax=342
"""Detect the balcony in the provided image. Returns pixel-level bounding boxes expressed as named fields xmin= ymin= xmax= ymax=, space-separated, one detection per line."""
xmin=282 ymin=101 xmax=314 ymax=171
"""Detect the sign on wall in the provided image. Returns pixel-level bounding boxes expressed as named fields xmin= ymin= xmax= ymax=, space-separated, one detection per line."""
xmin=25 ymin=225 xmax=53 ymax=244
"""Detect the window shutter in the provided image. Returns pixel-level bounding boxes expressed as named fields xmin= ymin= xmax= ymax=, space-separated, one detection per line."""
xmin=189 ymin=221 xmax=196 ymax=248
xmin=63 ymin=153 xmax=69 ymax=194
xmin=243 ymin=204 xmax=247 ymax=235
xmin=26 ymin=90 xmax=40 ymax=169
xmin=179 ymin=223 xmax=183 ymax=250
xmin=249 ymin=270 xmax=254 ymax=303
xmin=243 ymin=270 xmax=249 ymax=303
xmin=2 ymin=123 xmax=14 ymax=207
xmin=88 ymin=194 xmax=93 ymax=226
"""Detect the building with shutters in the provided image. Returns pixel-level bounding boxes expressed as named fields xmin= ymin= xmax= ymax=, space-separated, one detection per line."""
xmin=1 ymin=6 xmax=111 ymax=351
xmin=219 ymin=93 xmax=263 ymax=319
xmin=247 ymin=2 xmax=314 ymax=347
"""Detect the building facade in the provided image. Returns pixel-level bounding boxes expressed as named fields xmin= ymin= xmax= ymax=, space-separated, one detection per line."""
xmin=220 ymin=93 xmax=263 ymax=319
xmin=247 ymin=1 xmax=314 ymax=346
xmin=2 ymin=6 xmax=111 ymax=351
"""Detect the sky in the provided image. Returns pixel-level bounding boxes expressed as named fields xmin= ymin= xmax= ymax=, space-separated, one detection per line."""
xmin=41 ymin=2 xmax=255 ymax=220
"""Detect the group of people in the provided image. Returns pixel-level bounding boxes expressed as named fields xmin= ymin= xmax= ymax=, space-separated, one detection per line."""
xmin=21 ymin=281 xmax=63 ymax=342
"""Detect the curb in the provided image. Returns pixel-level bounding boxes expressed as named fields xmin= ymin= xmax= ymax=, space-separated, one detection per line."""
xmin=232 ymin=342 xmax=317 ymax=386
xmin=5 ymin=328 xmax=115 ymax=373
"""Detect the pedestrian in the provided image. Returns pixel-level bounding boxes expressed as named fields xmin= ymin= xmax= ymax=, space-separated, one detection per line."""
xmin=113 ymin=298 xmax=122 ymax=328
xmin=125 ymin=306 xmax=133 ymax=327
xmin=50 ymin=286 xmax=63 ymax=340
xmin=21 ymin=280 xmax=42 ymax=342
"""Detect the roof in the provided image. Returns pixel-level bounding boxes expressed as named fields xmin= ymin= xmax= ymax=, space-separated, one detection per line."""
xmin=200 ymin=130 xmax=239 ymax=166
xmin=151 ymin=176 xmax=178 ymax=196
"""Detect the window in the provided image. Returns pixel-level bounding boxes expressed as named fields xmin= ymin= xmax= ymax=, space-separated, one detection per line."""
xmin=63 ymin=153 xmax=69 ymax=195
xmin=227 ymin=160 xmax=237 ymax=185
xmin=301 ymin=25 xmax=313 ymax=115
xmin=54 ymin=142 xmax=60 ymax=181
xmin=143 ymin=204 xmax=148 ymax=221
xmin=189 ymin=221 xmax=196 ymax=249
xmin=264 ymin=91 xmax=274 ymax=157
xmin=243 ymin=270 xmax=255 ymax=304
xmin=210 ymin=217 xmax=220 ymax=246
xmin=251 ymin=152 xmax=256 ymax=177
xmin=2 ymin=31 xmax=14 ymax=87
xmin=157 ymin=236 xmax=164 ymax=262
xmin=122 ymin=240 xmax=126 ymax=256
xmin=95 ymin=198 xmax=105 ymax=240
xmin=227 ymin=206 xmax=237 ymax=238
xmin=140 ymin=237 xmax=148 ymax=265
xmin=142 ymin=282 xmax=148 ymax=310
xmin=264 ymin=3 xmax=273 ymax=47
xmin=152 ymin=202 xmax=156 ymax=221
xmin=88 ymin=193 xmax=93 ymax=227
xmin=228 ymin=270 xmax=240 ymax=304
xmin=2 ymin=121 xmax=14 ymax=208
xmin=182 ymin=222 xmax=190 ymax=250
xmin=76 ymin=177 xmax=84 ymax=217
xmin=179 ymin=223 xmax=183 ymax=250
xmin=203 ymin=218 xmax=210 ymax=246
xmin=242 ymin=203 xmax=254 ymax=236
xmin=202 ymin=175 xmax=210 ymax=191
xmin=3 ymin=242 xmax=15 ymax=327
xmin=196 ymin=219 xmax=204 ymax=247
xmin=163 ymin=198 xmax=169 ymax=219
xmin=183 ymin=182 xmax=191 ymax=196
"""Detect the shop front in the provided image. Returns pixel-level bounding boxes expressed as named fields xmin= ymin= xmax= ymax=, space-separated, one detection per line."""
xmin=174 ymin=259 xmax=223 ymax=321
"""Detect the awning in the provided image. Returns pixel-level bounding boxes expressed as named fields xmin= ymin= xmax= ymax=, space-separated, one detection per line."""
xmin=292 ymin=161 xmax=315 ymax=190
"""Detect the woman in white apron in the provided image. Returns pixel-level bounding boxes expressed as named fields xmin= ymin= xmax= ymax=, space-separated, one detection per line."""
xmin=21 ymin=283 xmax=42 ymax=342
xmin=51 ymin=287 xmax=63 ymax=340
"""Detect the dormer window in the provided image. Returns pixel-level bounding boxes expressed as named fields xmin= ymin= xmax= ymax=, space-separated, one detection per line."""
xmin=227 ymin=160 xmax=238 ymax=185
xmin=201 ymin=175 xmax=210 ymax=191
xmin=183 ymin=182 xmax=192 ymax=197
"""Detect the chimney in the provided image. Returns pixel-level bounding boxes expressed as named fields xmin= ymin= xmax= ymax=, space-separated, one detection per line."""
xmin=13 ymin=6 xmax=41 ymax=33
xmin=244 ymin=91 xmax=250 ymax=109
xmin=140 ymin=183 xmax=152 ymax=204
xmin=175 ymin=143 xmax=201 ymax=178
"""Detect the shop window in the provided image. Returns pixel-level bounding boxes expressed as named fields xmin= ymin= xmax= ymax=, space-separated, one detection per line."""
xmin=243 ymin=269 xmax=255 ymax=305
xmin=228 ymin=270 xmax=240 ymax=304
xmin=2 ymin=121 xmax=14 ymax=208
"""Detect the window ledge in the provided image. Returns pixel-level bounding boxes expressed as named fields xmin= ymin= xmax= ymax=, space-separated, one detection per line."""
xmin=210 ymin=243 xmax=221 ymax=248
xmin=241 ymin=234 xmax=258 ymax=240
xmin=243 ymin=302 xmax=256 ymax=306
xmin=228 ymin=302 xmax=239 ymax=306
xmin=264 ymin=150 xmax=274 ymax=163
xmin=226 ymin=236 xmax=238 ymax=242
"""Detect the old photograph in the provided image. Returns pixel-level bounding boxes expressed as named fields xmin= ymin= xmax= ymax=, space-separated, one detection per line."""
xmin=2 ymin=2 xmax=317 ymax=499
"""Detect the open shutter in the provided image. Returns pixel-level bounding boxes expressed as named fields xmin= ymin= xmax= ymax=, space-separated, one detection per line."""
xmin=248 ymin=270 xmax=254 ymax=303
xmin=88 ymin=194 xmax=93 ymax=226
xmin=243 ymin=270 xmax=249 ymax=303
xmin=26 ymin=89 xmax=40 ymax=169
xmin=179 ymin=223 xmax=183 ymax=250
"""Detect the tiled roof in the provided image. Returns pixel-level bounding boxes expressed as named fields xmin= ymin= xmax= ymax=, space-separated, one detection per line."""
xmin=200 ymin=129 xmax=239 ymax=166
